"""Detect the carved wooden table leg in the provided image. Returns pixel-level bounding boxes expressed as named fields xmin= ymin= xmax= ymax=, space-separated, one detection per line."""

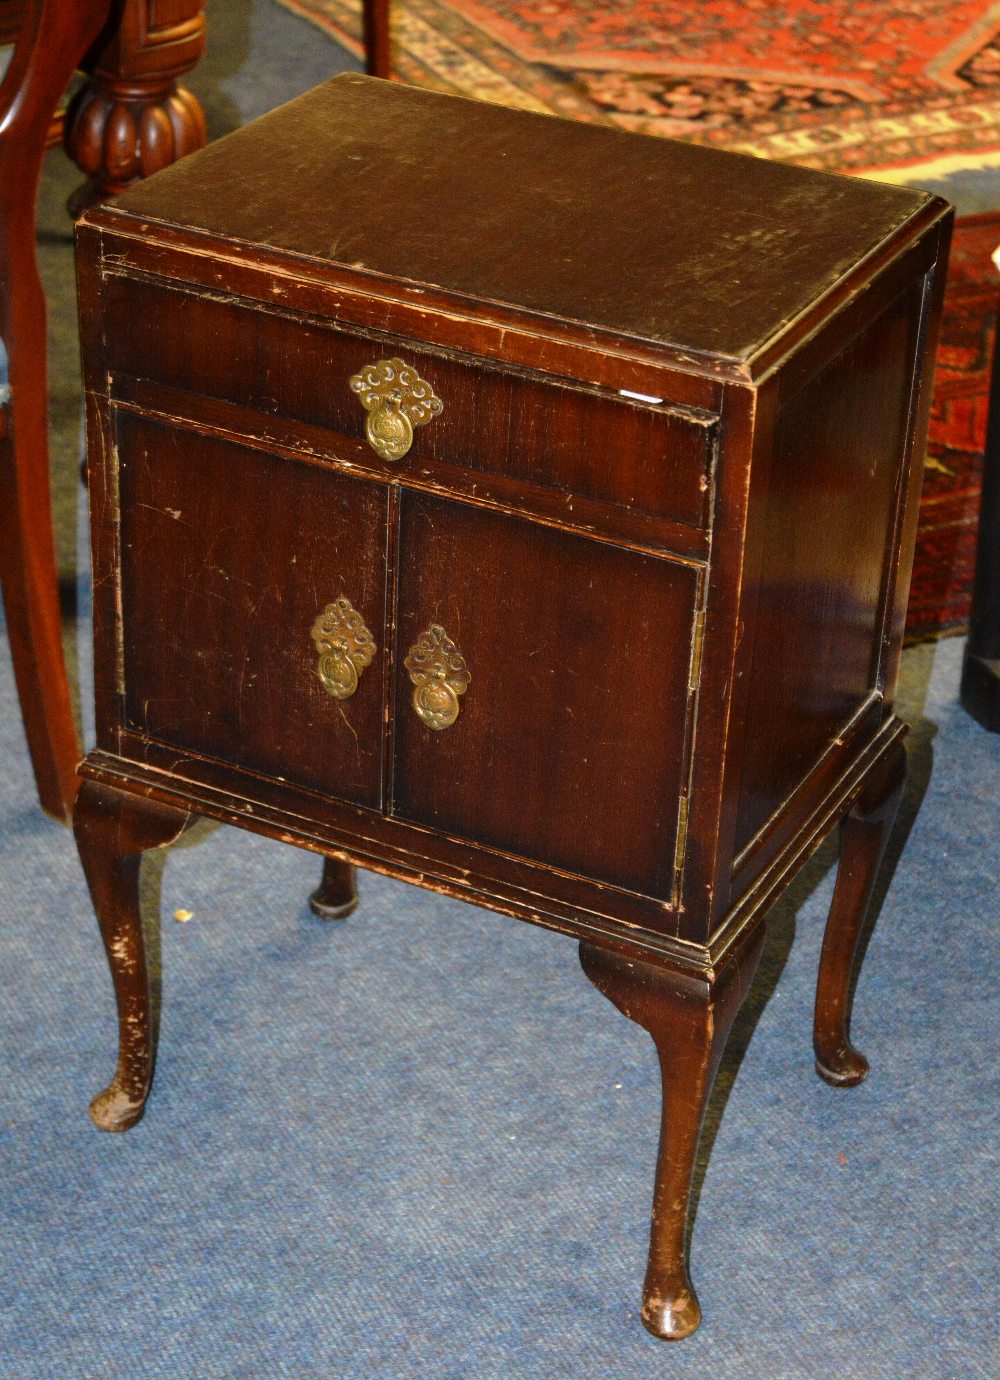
xmin=309 ymin=856 xmax=359 ymax=920
xmin=66 ymin=0 xmax=206 ymax=209
xmin=580 ymin=928 xmax=765 ymax=1341
xmin=75 ymin=779 xmax=191 ymax=1132
xmin=813 ymin=741 xmax=907 ymax=1087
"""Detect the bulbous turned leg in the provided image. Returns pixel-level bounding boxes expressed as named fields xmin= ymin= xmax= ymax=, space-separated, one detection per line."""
xmin=580 ymin=927 xmax=765 ymax=1341
xmin=66 ymin=76 xmax=206 ymax=211
xmin=65 ymin=0 xmax=207 ymax=211
xmin=814 ymin=740 xmax=907 ymax=1087
xmin=74 ymin=779 xmax=191 ymax=1132
xmin=308 ymin=856 xmax=359 ymax=920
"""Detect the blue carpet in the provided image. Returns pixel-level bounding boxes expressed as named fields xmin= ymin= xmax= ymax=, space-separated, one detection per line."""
xmin=3 ymin=2 xmax=997 ymax=1373
xmin=1 ymin=591 xmax=997 ymax=1376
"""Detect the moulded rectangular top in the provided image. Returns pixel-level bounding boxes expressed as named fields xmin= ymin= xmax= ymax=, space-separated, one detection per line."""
xmin=101 ymin=73 xmax=943 ymax=368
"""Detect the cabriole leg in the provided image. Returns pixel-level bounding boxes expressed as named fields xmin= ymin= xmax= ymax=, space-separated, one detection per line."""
xmin=814 ymin=740 xmax=907 ymax=1086
xmin=308 ymin=856 xmax=359 ymax=920
xmin=580 ymin=929 xmax=765 ymax=1341
xmin=74 ymin=779 xmax=191 ymax=1132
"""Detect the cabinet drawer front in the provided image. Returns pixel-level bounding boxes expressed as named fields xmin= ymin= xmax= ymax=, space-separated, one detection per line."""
xmin=104 ymin=274 xmax=715 ymax=529
xmin=115 ymin=413 xmax=388 ymax=809
xmin=391 ymin=493 xmax=700 ymax=897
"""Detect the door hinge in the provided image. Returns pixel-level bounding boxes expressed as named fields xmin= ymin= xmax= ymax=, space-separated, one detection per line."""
xmin=688 ymin=606 xmax=706 ymax=693
xmin=673 ymin=792 xmax=690 ymax=881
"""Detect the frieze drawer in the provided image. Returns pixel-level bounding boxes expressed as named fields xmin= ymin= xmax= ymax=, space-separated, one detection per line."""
xmin=101 ymin=272 xmax=717 ymax=529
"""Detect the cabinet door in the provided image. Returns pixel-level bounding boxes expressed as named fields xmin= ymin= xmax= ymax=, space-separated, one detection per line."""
xmin=115 ymin=413 xmax=389 ymax=809
xmin=391 ymin=492 xmax=700 ymax=897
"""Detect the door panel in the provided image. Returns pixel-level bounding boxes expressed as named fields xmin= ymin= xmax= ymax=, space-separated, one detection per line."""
xmin=391 ymin=492 xmax=699 ymax=897
xmin=115 ymin=412 xmax=388 ymax=808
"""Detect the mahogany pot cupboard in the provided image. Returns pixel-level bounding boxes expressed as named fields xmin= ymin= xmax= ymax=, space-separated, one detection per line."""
xmin=73 ymin=76 xmax=950 ymax=1340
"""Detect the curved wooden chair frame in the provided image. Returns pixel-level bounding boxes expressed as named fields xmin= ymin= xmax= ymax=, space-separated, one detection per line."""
xmin=0 ymin=0 xmax=114 ymax=822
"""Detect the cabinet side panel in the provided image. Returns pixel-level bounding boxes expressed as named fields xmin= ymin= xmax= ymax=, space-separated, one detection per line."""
xmin=732 ymin=283 xmax=923 ymax=854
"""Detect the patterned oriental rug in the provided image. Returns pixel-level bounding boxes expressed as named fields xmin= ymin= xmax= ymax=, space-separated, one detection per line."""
xmin=278 ymin=0 xmax=1000 ymax=178
xmin=278 ymin=0 xmax=1000 ymax=640
xmin=915 ymin=212 xmax=999 ymax=642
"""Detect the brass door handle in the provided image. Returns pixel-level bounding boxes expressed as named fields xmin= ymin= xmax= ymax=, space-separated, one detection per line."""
xmin=404 ymin=624 xmax=470 ymax=730
xmin=350 ymin=357 xmax=443 ymax=461
xmin=311 ymin=597 xmax=376 ymax=699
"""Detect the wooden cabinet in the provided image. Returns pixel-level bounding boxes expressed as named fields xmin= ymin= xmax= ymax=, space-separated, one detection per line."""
xmin=73 ymin=75 xmax=951 ymax=1342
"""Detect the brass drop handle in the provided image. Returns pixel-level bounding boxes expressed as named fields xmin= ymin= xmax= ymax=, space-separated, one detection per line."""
xmin=311 ymin=597 xmax=376 ymax=699
xmin=350 ymin=357 xmax=443 ymax=461
xmin=404 ymin=624 xmax=470 ymax=730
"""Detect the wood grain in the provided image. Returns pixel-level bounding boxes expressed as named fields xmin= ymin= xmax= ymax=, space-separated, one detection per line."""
xmin=74 ymin=75 xmax=951 ymax=1342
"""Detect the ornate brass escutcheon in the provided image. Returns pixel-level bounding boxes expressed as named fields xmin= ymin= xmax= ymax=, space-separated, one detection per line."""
xmin=311 ymin=597 xmax=376 ymax=700
xmin=349 ymin=357 xmax=443 ymax=461
xmin=404 ymin=624 xmax=470 ymax=730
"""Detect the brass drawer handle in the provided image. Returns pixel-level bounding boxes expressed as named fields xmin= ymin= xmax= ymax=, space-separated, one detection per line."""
xmin=311 ymin=597 xmax=376 ymax=699
xmin=404 ymin=624 xmax=470 ymax=730
xmin=350 ymin=357 xmax=443 ymax=461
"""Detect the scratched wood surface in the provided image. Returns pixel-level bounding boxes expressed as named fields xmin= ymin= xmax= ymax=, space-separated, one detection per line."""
xmin=73 ymin=74 xmax=952 ymax=1342
xmin=107 ymin=72 xmax=932 ymax=366
xmin=76 ymin=74 xmax=951 ymax=955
